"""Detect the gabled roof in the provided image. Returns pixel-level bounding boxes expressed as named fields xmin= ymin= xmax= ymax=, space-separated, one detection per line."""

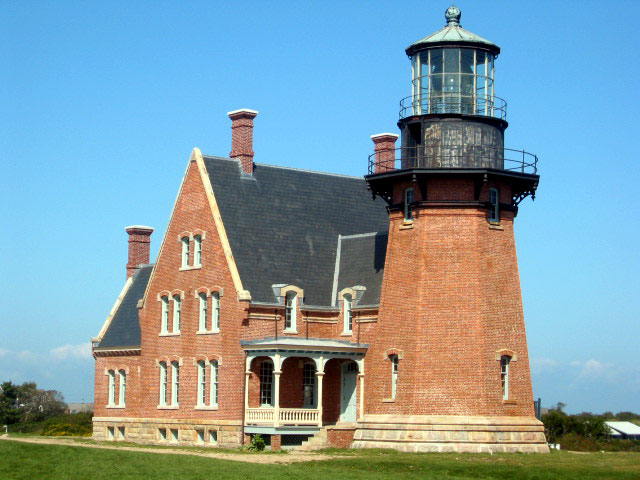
xmin=97 ymin=265 xmax=153 ymax=349
xmin=333 ymin=232 xmax=388 ymax=306
xmin=606 ymin=421 xmax=640 ymax=436
xmin=202 ymin=157 xmax=389 ymax=305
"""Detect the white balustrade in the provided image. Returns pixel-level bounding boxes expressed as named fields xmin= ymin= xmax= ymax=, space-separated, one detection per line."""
xmin=278 ymin=408 xmax=319 ymax=425
xmin=245 ymin=408 xmax=274 ymax=423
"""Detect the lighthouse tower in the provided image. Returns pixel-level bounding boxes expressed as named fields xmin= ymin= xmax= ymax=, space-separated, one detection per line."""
xmin=355 ymin=6 xmax=548 ymax=453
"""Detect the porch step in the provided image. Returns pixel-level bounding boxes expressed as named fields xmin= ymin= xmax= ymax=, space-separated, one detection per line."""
xmin=296 ymin=426 xmax=330 ymax=451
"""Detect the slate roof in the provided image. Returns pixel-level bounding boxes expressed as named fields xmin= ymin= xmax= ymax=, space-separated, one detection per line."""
xmin=203 ymin=157 xmax=389 ymax=305
xmin=333 ymin=232 xmax=388 ymax=306
xmin=97 ymin=265 xmax=153 ymax=349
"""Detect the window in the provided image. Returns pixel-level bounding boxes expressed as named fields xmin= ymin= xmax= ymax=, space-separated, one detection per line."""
xmin=194 ymin=235 xmax=202 ymax=266
xmin=170 ymin=428 xmax=179 ymax=443
xmin=118 ymin=426 xmax=125 ymax=439
xmin=303 ymin=362 xmax=315 ymax=407
xmin=160 ymin=296 xmax=169 ymax=334
xmin=343 ymin=294 xmax=353 ymax=334
xmin=198 ymin=293 xmax=207 ymax=332
xmin=284 ymin=292 xmax=297 ymax=331
xmin=107 ymin=426 xmax=115 ymax=440
xmin=172 ymin=295 xmax=181 ymax=333
xmin=209 ymin=430 xmax=218 ymax=443
xmin=159 ymin=428 xmax=167 ymax=441
xmin=196 ymin=429 xmax=205 ymax=444
xmin=107 ymin=370 xmax=116 ymax=406
xmin=210 ymin=360 xmax=219 ymax=406
xmin=390 ymin=355 xmax=399 ymax=400
xmin=404 ymin=188 xmax=414 ymax=221
xmin=171 ymin=361 xmax=180 ymax=406
xmin=181 ymin=236 xmax=190 ymax=268
xmin=197 ymin=361 xmax=206 ymax=407
xmin=489 ymin=188 xmax=499 ymax=223
xmin=118 ymin=370 xmax=126 ymax=407
xmin=501 ymin=355 xmax=511 ymax=400
xmin=259 ymin=360 xmax=274 ymax=406
xmin=159 ymin=362 xmax=168 ymax=406
xmin=212 ymin=292 xmax=220 ymax=331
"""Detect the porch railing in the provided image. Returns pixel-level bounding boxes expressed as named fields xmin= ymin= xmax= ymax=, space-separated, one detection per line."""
xmin=245 ymin=407 xmax=320 ymax=426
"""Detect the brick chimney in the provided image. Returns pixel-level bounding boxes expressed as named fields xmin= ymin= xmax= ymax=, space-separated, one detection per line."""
xmin=125 ymin=225 xmax=153 ymax=279
xmin=371 ymin=133 xmax=399 ymax=173
xmin=228 ymin=109 xmax=258 ymax=174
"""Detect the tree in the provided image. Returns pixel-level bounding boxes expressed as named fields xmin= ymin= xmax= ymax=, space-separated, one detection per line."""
xmin=0 ymin=381 xmax=21 ymax=425
xmin=0 ymin=381 xmax=66 ymax=424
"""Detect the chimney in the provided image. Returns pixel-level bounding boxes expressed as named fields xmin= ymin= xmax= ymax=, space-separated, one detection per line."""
xmin=371 ymin=133 xmax=399 ymax=173
xmin=125 ymin=225 xmax=153 ymax=279
xmin=228 ymin=109 xmax=258 ymax=174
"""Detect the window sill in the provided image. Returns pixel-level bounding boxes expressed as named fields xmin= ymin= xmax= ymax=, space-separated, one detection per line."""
xmin=196 ymin=330 xmax=220 ymax=335
xmin=341 ymin=332 xmax=353 ymax=337
xmin=283 ymin=330 xmax=298 ymax=335
xmin=382 ymin=398 xmax=396 ymax=403
xmin=159 ymin=332 xmax=181 ymax=337
xmin=488 ymin=223 xmax=504 ymax=230
xmin=502 ymin=399 xmax=517 ymax=405
xmin=399 ymin=220 xmax=414 ymax=231
xmin=106 ymin=405 xmax=126 ymax=409
xmin=157 ymin=405 xmax=179 ymax=410
xmin=179 ymin=266 xmax=202 ymax=272
xmin=194 ymin=405 xmax=219 ymax=411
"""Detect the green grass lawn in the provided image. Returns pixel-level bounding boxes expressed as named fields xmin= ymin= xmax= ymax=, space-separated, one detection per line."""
xmin=1 ymin=438 xmax=640 ymax=480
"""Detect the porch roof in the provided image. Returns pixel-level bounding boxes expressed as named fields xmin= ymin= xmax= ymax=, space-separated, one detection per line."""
xmin=240 ymin=336 xmax=369 ymax=355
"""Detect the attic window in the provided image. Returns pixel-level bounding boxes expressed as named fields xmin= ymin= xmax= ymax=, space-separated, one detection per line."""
xmin=194 ymin=235 xmax=202 ymax=266
xmin=181 ymin=236 xmax=190 ymax=268
xmin=343 ymin=294 xmax=353 ymax=334
xmin=284 ymin=292 xmax=297 ymax=332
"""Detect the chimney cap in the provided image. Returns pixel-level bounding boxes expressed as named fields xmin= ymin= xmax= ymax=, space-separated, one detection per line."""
xmin=371 ymin=133 xmax=399 ymax=140
xmin=125 ymin=225 xmax=154 ymax=233
xmin=227 ymin=108 xmax=259 ymax=118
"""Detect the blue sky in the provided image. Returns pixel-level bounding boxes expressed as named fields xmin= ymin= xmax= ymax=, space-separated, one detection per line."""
xmin=1 ymin=1 xmax=638 ymax=414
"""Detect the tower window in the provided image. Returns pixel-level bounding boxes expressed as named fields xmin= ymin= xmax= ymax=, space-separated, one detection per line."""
xmin=500 ymin=355 xmax=511 ymax=400
xmin=404 ymin=188 xmax=414 ymax=221
xmin=489 ymin=188 xmax=499 ymax=223
xmin=390 ymin=355 xmax=399 ymax=399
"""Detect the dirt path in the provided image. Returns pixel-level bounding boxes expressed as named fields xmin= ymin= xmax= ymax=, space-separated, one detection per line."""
xmin=0 ymin=435 xmax=337 ymax=464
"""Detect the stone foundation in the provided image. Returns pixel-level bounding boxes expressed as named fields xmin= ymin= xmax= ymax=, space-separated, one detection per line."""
xmin=352 ymin=415 xmax=549 ymax=453
xmin=92 ymin=417 xmax=243 ymax=448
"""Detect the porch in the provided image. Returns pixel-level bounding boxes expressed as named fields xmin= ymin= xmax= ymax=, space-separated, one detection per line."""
xmin=241 ymin=337 xmax=368 ymax=431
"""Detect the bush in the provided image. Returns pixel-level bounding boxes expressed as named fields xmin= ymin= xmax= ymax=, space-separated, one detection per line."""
xmin=41 ymin=422 xmax=92 ymax=437
xmin=247 ymin=434 xmax=265 ymax=451
xmin=7 ymin=412 xmax=93 ymax=436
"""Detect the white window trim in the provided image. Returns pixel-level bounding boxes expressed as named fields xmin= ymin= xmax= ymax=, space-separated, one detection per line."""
xmin=194 ymin=235 xmax=202 ymax=267
xmin=391 ymin=355 xmax=399 ymax=400
xmin=181 ymin=236 xmax=190 ymax=268
xmin=198 ymin=293 xmax=207 ymax=333
xmin=210 ymin=360 xmax=219 ymax=407
xmin=501 ymin=355 xmax=510 ymax=400
xmin=172 ymin=295 xmax=181 ymax=334
xmin=118 ymin=370 xmax=126 ymax=407
xmin=159 ymin=362 xmax=167 ymax=407
xmin=107 ymin=370 xmax=116 ymax=407
xmin=171 ymin=361 xmax=180 ymax=406
xmin=196 ymin=361 xmax=206 ymax=407
xmin=160 ymin=296 xmax=169 ymax=334
xmin=342 ymin=294 xmax=353 ymax=335
xmin=211 ymin=292 xmax=220 ymax=332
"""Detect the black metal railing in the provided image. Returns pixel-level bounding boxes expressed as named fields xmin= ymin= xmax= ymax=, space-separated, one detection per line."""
xmin=399 ymin=92 xmax=508 ymax=120
xmin=368 ymin=146 xmax=538 ymax=175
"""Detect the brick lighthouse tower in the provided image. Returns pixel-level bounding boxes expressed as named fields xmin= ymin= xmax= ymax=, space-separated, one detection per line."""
xmin=354 ymin=6 xmax=548 ymax=453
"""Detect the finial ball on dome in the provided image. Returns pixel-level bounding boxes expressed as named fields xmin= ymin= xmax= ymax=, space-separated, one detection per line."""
xmin=445 ymin=5 xmax=461 ymax=26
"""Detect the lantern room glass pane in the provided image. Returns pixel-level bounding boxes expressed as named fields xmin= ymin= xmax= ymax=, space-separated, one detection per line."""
xmin=444 ymin=48 xmax=459 ymax=72
xmin=430 ymin=49 xmax=443 ymax=74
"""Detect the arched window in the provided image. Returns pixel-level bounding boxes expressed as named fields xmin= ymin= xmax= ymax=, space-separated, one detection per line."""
xmin=159 ymin=362 xmax=168 ymax=406
xmin=284 ymin=292 xmax=297 ymax=332
xmin=181 ymin=236 xmax=190 ymax=268
xmin=107 ymin=370 xmax=116 ymax=406
xmin=500 ymin=355 xmax=511 ymax=400
xmin=172 ymin=295 xmax=181 ymax=333
xmin=390 ymin=355 xmax=399 ymax=400
xmin=198 ymin=292 xmax=207 ymax=332
xmin=210 ymin=360 xmax=219 ymax=406
xmin=259 ymin=360 xmax=274 ymax=406
xmin=404 ymin=188 xmax=414 ymax=221
xmin=160 ymin=296 xmax=169 ymax=334
xmin=212 ymin=292 xmax=220 ymax=332
xmin=194 ymin=235 xmax=202 ymax=267
xmin=489 ymin=188 xmax=499 ymax=223
xmin=171 ymin=361 xmax=180 ymax=406
xmin=343 ymin=294 xmax=353 ymax=334
xmin=196 ymin=361 xmax=206 ymax=406
xmin=118 ymin=370 xmax=126 ymax=407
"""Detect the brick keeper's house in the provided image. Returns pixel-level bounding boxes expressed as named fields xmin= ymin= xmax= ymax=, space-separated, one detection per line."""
xmin=92 ymin=6 xmax=548 ymax=453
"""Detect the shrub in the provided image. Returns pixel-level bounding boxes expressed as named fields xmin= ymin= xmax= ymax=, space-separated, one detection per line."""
xmin=247 ymin=434 xmax=265 ymax=451
xmin=41 ymin=422 xmax=92 ymax=437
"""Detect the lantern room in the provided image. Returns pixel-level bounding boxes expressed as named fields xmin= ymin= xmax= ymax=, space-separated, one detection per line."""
xmin=402 ymin=5 xmax=504 ymax=119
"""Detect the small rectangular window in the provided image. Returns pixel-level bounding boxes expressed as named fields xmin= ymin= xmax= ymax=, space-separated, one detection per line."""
xmin=194 ymin=235 xmax=202 ymax=267
xmin=159 ymin=428 xmax=167 ymax=441
xmin=107 ymin=426 xmax=115 ymax=440
xmin=489 ymin=188 xmax=499 ymax=223
xmin=118 ymin=426 xmax=125 ymax=439
xmin=404 ymin=188 xmax=414 ymax=221
xmin=209 ymin=430 xmax=218 ymax=443
xmin=196 ymin=429 xmax=205 ymax=444
xmin=170 ymin=429 xmax=179 ymax=443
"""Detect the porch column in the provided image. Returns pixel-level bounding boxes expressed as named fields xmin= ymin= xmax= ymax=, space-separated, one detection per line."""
xmin=316 ymin=372 xmax=324 ymax=427
xmin=358 ymin=373 xmax=365 ymax=421
xmin=244 ymin=371 xmax=250 ymax=410
xmin=273 ymin=354 xmax=282 ymax=427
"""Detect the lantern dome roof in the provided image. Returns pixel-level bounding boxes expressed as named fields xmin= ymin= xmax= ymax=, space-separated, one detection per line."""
xmin=406 ymin=5 xmax=500 ymax=56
